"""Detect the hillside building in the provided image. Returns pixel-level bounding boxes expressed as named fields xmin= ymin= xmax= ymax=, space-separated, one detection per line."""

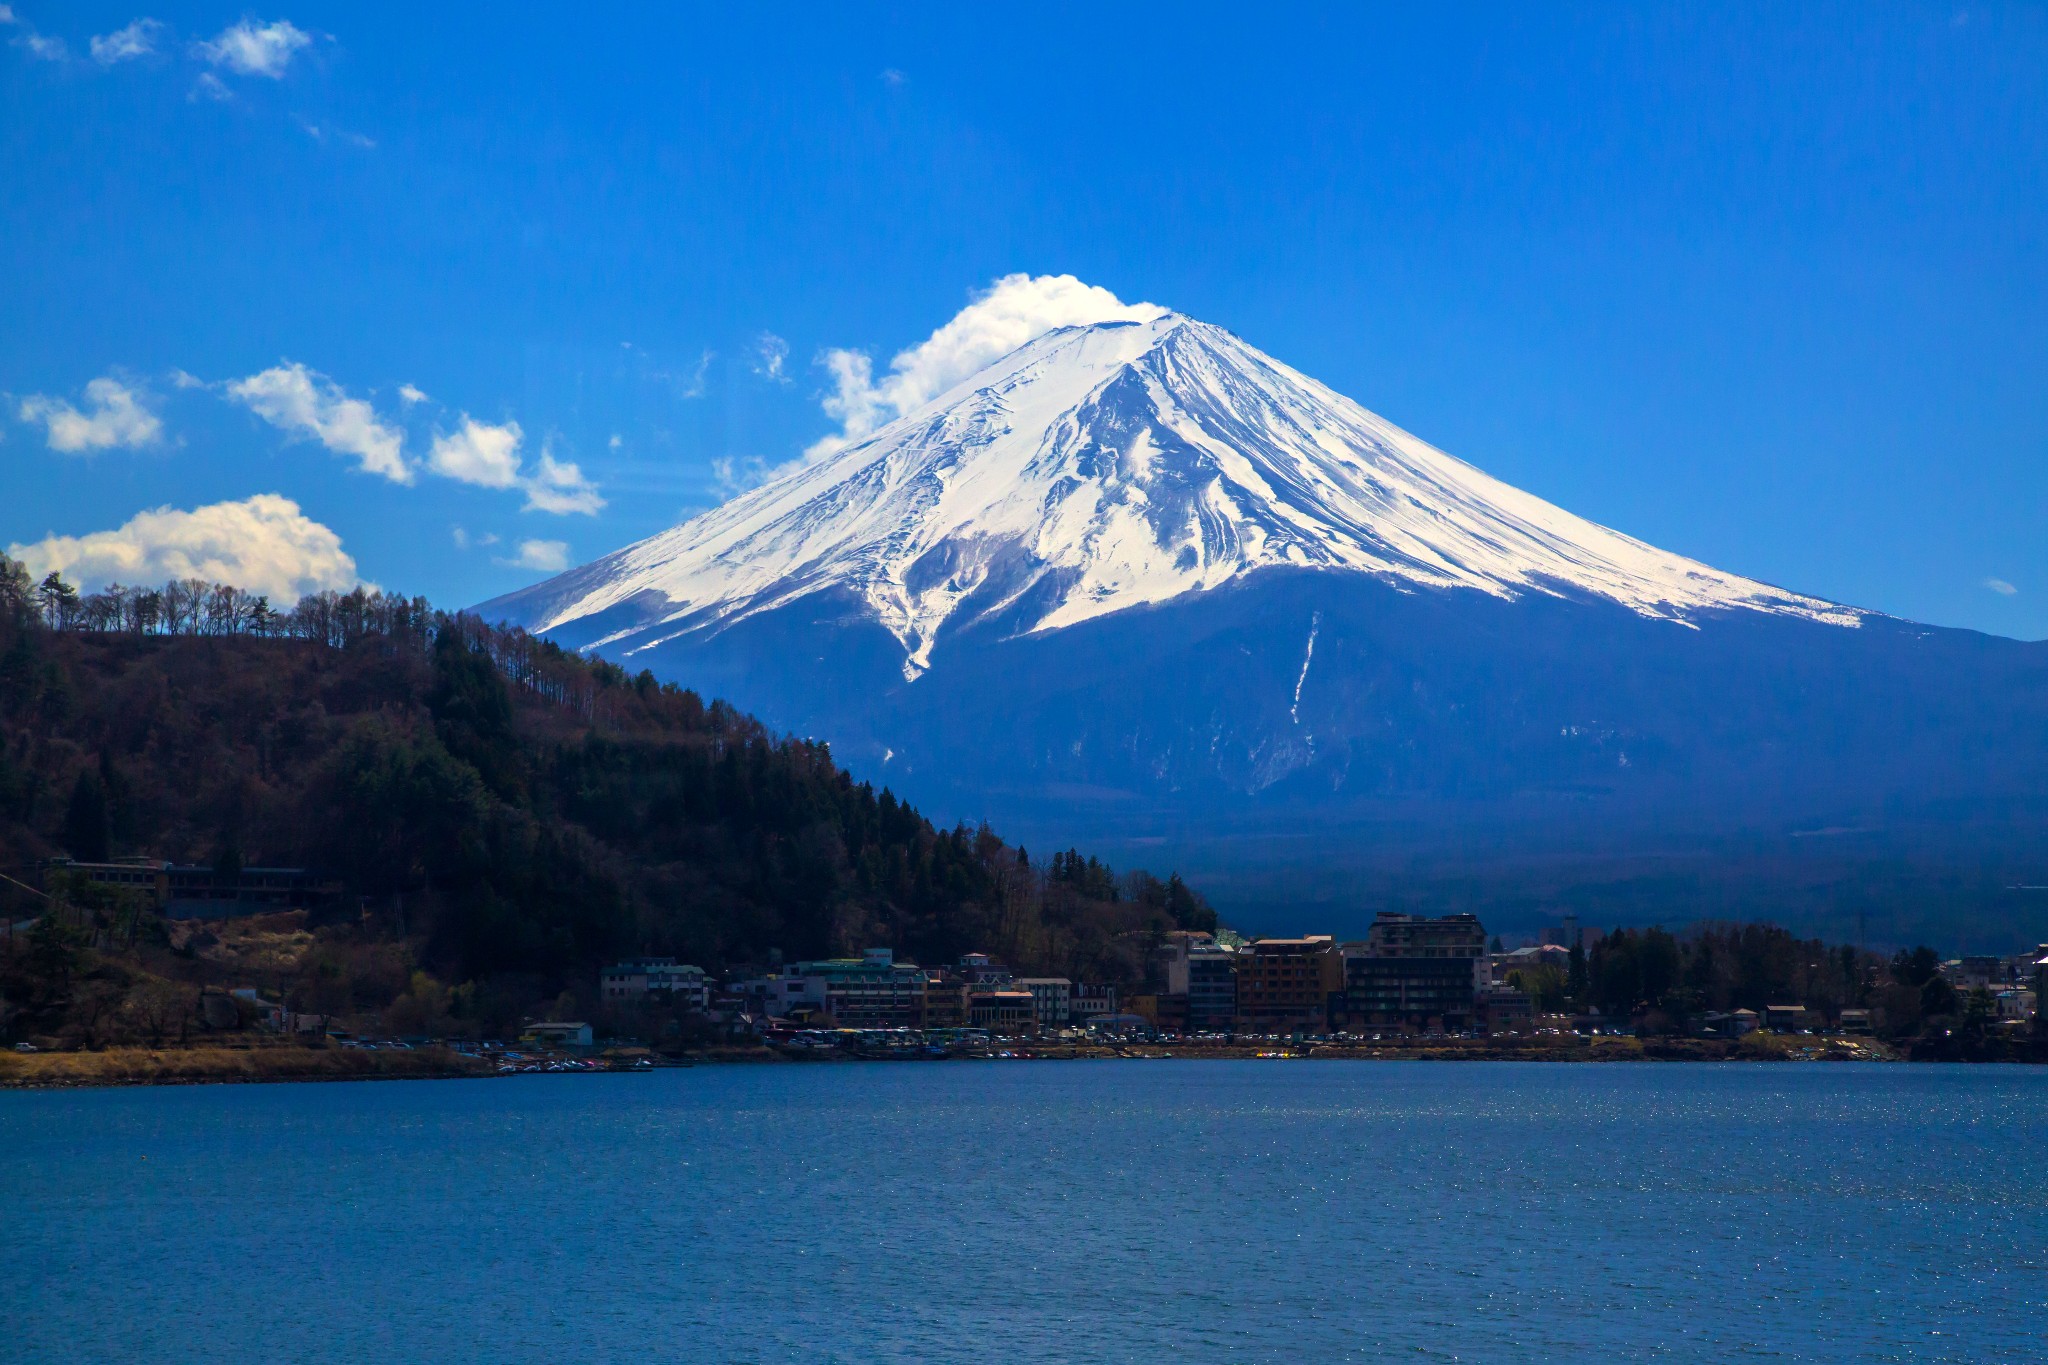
xmin=600 ymin=959 xmax=709 ymax=1009
xmin=779 ymin=949 xmax=927 ymax=1026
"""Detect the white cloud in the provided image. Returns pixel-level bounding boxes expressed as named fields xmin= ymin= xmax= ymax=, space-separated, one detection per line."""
xmin=189 ymin=70 xmax=232 ymax=101
xmin=806 ymin=273 xmax=1165 ymax=459
xmin=429 ymin=416 xmax=523 ymax=488
xmin=397 ymin=383 xmax=428 ymax=405
xmin=91 ymin=18 xmax=163 ymax=64
xmin=16 ymin=29 xmax=65 ymax=60
xmin=752 ymin=332 xmax=791 ymax=383
xmin=522 ymin=445 xmax=605 ymax=515
xmin=668 ymin=349 xmax=713 ymax=400
xmin=1985 ymin=578 xmax=2018 ymax=596
xmin=0 ymin=8 xmax=17 ymax=25
xmin=18 ymin=377 xmax=164 ymax=452
xmin=226 ymin=361 xmax=411 ymax=483
xmin=299 ymin=119 xmax=376 ymax=149
xmin=8 ymin=494 xmax=357 ymax=600
xmin=607 ymin=433 xmax=623 ymax=450
xmin=500 ymin=539 xmax=569 ymax=573
xmin=193 ymin=17 xmax=310 ymax=77
xmin=880 ymin=68 xmax=907 ymax=87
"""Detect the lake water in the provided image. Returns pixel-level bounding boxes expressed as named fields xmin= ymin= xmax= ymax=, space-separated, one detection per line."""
xmin=4 ymin=1061 xmax=2045 ymax=1364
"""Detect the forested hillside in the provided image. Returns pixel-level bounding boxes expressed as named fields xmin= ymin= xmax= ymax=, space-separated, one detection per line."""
xmin=0 ymin=556 xmax=1213 ymax=1041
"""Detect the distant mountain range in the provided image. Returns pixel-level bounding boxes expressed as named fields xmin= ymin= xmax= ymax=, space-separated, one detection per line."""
xmin=481 ymin=312 xmax=2048 ymax=949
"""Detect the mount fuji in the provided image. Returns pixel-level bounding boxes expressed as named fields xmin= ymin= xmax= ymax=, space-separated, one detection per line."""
xmin=482 ymin=311 xmax=2048 ymax=945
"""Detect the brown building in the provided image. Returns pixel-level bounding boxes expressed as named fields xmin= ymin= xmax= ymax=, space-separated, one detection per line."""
xmin=922 ymin=973 xmax=969 ymax=1028
xmin=969 ymin=989 xmax=1037 ymax=1034
xmin=1235 ymin=936 xmax=1340 ymax=1031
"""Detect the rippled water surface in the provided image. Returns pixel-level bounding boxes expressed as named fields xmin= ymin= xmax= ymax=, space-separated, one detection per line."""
xmin=5 ymin=1062 xmax=2046 ymax=1364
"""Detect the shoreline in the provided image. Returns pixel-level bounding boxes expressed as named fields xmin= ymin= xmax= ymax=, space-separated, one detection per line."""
xmin=8 ymin=1032 xmax=2041 ymax=1090
xmin=10 ymin=1033 xmax=2017 ymax=1089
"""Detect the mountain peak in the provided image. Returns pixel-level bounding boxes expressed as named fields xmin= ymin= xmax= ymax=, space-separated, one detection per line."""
xmin=484 ymin=313 xmax=1861 ymax=678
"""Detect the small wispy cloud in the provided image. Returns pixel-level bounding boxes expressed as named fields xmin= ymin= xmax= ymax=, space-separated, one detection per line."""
xmin=189 ymin=70 xmax=232 ymax=102
xmin=18 ymin=376 xmax=165 ymax=452
xmin=499 ymin=539 xmax=570 ymax=573
xmin=710 ymin=454 xmax=800 ymax=500
xmin=193 ymin=17 xmax=311 ymax=78
xmin=298 ymin=119 xmax=375 ymax=149
xmin=665 ymin=349 xmax=713 ymax=400
xmin=880 ymin=68 xmax=907 ymax=87
xmin=1985 ymin=578 xmax=2018 ymax=596
xmin=752 ymin=333 xmax=791 ymax=384
xmin=397 ymin=383 xmax=428 ymax=405
xmin=90 ymin=18 xmax=163 ymax=65
xmin=15 ymin=28 xmax=65 ymax=60
xmin=522 ymin=442 xmax=606 ymax=516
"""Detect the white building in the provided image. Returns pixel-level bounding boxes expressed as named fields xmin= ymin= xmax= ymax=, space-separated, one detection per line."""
xmin=1013 ymin=977 xmax=1072 ymax=1027
xmin=1071 ymin=983 xmax=1118 ymax=1021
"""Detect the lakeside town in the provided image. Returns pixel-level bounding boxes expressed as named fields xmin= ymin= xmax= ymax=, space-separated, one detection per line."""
xmin=8 ymin=853 xmax=2045 ymax=1082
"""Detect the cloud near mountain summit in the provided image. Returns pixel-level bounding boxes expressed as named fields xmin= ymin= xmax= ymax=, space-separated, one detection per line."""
xmin=804 ymin=273 xmax=1164 ymax=460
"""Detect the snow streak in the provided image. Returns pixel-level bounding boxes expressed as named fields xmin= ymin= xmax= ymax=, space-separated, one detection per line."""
xmin=1291 ymin=611 xmax=1320 ymax=726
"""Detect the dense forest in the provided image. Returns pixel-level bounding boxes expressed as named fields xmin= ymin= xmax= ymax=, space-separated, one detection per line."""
xmin=0 ymin=556 xmax=1214 ymax=1043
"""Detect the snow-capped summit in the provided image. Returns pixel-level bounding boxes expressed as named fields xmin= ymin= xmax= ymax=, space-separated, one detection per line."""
xmin=488 ymin=311 xmax=1859 ymax=677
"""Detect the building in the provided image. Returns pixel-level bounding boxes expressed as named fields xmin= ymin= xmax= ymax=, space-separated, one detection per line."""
xmin=1186 ymin=945 xmax=1239 ymax=1031
xmin=957 ymin=953 xmax=1014 ymax=986
xmin=1235 ymin=936 xmax=1340 ymax=1031
xmin=1071 ymin=983 xmax=1118 ymax=1021
xmin=1839 ymin=1008 xmax=1873 ymax=1034
xmin=46 ymin=857 xmax=339 ymax=919
xmin=600 ymin=958 xmax=709 ymax=1009
xmin=1155 ymin=932 xmax=1238 ymax=1030
xmin=922 ymin=973 xmax=969 ymax=1028
xmin=969 ymin=989 xmax=1037 ymax=1033
xmin=779 ymin=948 xmax=927 ymax=1026
xmin=1013 ymin=978 xmax=1072 ymax=1028
xmin=521 ymin=1021 xmax=594 ymax=1049
xmin=1538 ymin=915 xmax=1594 ymax=950
xmin=1477 ymin=985 xmax=1533 ymax=1034
xmin=1491 ymin=944 xmax=1570 ymax=986
xmin=1764 ymin=1004 xmax=1807 ymax=1033
xmin=1338 ymin=913 xmax=1487 ymax=1032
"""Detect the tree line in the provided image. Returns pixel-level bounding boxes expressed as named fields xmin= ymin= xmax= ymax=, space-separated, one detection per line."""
xmin=1504 ymin=922 xmax=2005 ymax=1042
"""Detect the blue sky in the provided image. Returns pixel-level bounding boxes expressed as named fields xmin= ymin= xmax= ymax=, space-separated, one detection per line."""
xmin=2 ymin=3 xmax=2043 ymax=638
